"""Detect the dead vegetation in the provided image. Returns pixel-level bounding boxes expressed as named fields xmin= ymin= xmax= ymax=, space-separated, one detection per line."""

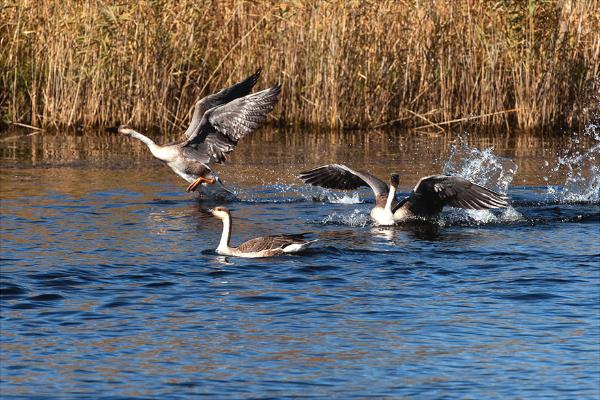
xmin=1 ymin=0 xmax=598 ymax=131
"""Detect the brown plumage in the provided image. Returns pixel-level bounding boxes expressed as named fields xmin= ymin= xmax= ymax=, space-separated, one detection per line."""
xmin=210 ymin=207 xmax=317 ymax=258
xmin=113 ymin=69 xmax=280 ymax=193
xmin=236 ymin=234 xmax=311 ymax=254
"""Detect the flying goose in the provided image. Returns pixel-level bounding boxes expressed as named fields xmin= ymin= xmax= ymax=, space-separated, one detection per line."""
xmin=298 ymin=164 xmax=509 ymax=225
xmin=113 ymin=69 xmax=280 ymax=193
xmin=209 ymin=207 xmax=317 ymax=258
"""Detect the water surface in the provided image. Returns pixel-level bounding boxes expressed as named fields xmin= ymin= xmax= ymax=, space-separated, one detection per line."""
xmin=1 ymin=128 xmax=599 ymax=399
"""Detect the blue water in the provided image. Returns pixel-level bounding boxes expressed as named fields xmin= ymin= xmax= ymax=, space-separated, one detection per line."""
xmin=1 ymin=131 xmax=599 ymax=399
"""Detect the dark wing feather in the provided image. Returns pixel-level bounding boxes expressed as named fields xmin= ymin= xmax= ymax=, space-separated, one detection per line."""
xmin=297 ymin=164 xmax=389 ymax=197
xmin=410 ymin=175 xmax=509 ymax=210
xmin=236 ymin=234 xmax=308 ymax=253
xmin=183 ymin=69 xmax=262 ymax=139
xmin=182 ymin=83 xmax=281 ymax=164
xmin=182 ymin=129 xmax=235 ymax=164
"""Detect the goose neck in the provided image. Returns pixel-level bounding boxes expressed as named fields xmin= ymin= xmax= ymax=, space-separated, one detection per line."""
xmin=217 ymin=215 xmax=232 ymax=252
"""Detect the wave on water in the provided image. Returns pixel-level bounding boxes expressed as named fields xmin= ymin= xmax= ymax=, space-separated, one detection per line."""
xmin=545 ymin=123 xmax=600 ymax=203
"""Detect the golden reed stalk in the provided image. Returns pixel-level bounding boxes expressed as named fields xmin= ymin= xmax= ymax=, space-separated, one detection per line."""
xmin=1 ymin=0 xmax=598 ymax=131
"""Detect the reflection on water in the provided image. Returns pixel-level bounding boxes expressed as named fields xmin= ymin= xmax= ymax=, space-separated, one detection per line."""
xmin=1 ymin=126 xmax=598 ymax=187
xmin=1 ymin=127 xmax=599 ymax=398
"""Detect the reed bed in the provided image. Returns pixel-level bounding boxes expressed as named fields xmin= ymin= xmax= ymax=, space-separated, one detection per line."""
xmin=1 ymin=0 xmax=598 ymax=131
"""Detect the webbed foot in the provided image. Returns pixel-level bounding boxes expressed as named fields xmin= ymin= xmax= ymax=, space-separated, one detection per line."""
xmin=186 ymin=176 xmax=216 ymax=192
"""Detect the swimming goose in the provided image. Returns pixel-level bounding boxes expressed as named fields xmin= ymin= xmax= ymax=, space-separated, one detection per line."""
xmin=210 ymin=207 xmax=317 ymax=258
xmin=298 ymin=164 xmax=509 ymax=225
xmin=114 ymin=69 xmax=280 ymax=193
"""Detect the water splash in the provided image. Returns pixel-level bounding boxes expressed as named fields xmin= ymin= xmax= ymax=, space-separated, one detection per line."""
xmin=439 ymin=207 xmax=522 ymax=227
xmin=197 ymin=180 xmax=239 ymax=201
xmin=440 ymin=140 xmax=522 ymax=224
xmin=309 ymin=190 xmax=363 ymax=204
xmin=545 ymin=124 xmax=600 ymax=203
xmin=442 ymin=139 xmax=518 ymax=194
xmin=500 ymin=206 xmax=523 ymax=222
xmin=320 ymin=209 xmax=370 ymax=227
xmin=231 ymin=184 xmax=307 ymax=203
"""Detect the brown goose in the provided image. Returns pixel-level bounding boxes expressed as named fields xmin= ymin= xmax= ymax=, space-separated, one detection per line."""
xmin=298 ymin=164 xmax=509 ymax=225
xmin=210 ymin=207 xmax=317 ymax=258
xmin=115 ymin=69 xmax=280 ymax=193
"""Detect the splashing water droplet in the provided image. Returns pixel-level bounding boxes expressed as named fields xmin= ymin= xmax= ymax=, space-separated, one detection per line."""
xmin=323 ymin=192 xmax=363 ymax=204
xmin=305 ymin=188 xmax=364 ymax=204
xmin=321 ymin=209 xmax=370 ymax=227
xmin=546 ymin=123 xmax=600 ymax=203
xmin=501 ymin=207 xmax=523 ymax=221
xmin=442 ymin=139 xmax=517 ymax=194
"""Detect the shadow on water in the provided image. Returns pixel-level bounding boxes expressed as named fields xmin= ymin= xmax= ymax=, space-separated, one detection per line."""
xmin=1 ymin=126 xmax=599 ymax=399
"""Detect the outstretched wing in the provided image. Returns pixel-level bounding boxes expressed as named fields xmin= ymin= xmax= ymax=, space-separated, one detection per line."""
xmin=182 ymin=69 xmax=262 ymax=139
xmin=182 ymin=83 xmax=281 ymax=164
xmin=237 ymin=234 xmax=308 ymax=253
xmin=406 ymin=175 xmax=509 ymax=211
xmin=297 ymin=164 xmax=389 ymax=197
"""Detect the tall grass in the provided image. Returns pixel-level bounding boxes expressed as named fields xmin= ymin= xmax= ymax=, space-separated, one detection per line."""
xmin=1 ymin=0 xmax=598 ymax=131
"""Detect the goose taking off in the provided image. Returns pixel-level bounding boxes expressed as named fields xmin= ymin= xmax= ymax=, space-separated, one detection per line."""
xmin=209 ymin=207 xmax=317 ymax=258
xmin=113 ymin=69 xmax=280 ymax=193
xmin=298 ymin=164 xmax=509 ymax=225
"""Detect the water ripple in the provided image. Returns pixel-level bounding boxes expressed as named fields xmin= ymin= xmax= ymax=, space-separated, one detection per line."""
xmin=1 ymin=138 xmax=599 ymax=399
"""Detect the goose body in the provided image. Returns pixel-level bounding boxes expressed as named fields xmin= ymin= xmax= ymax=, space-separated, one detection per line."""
xmin=114 ymin=69 xmax=280 ymax=193
xmin=298 ymin=164 xmax=509 ymax=226
xmin=210 ymin=207 xmax=317 ymax=258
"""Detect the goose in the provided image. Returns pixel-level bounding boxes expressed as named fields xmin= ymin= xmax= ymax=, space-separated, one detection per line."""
xmin=113 ymin=69 xmax=280 ymax=193
xmin=209 ymin=207 xmax=317 ymax=258
xmin=298 ymin=164 xmax=509 ymax=225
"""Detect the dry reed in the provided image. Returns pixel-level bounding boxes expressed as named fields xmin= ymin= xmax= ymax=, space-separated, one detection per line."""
xmin=1 ymin=0 xmax=599 ymax=131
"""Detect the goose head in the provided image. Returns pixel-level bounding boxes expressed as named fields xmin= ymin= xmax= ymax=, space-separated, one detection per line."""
xmin=209 ymin=206 xmax=231 ymax=220
xmin=390 ymin=173 xmax=399 ymax=188
xmin=116 ymin=125 xmax=136 ymax=136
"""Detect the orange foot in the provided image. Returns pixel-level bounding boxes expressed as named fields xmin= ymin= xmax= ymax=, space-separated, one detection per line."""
xmin=186 ymin=176 xmax=216 ymax=192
